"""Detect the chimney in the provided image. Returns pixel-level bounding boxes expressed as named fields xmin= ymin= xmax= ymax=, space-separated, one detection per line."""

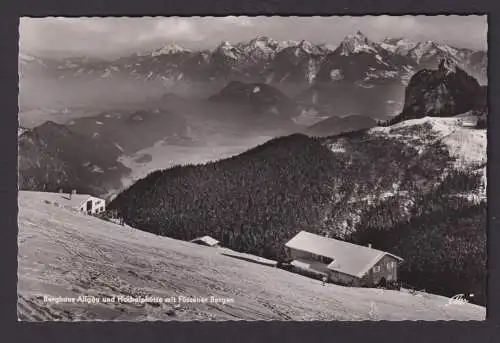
xmin=58 ymin=189 xmax=63 ymax=193
xmin=368 ymin=243 xmax=372 ymax=249
xmin=72 ymin=189 xmax=77 ymax=195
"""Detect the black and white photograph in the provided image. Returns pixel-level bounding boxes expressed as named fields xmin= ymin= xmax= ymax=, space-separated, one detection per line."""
xmin=17 ymin=15 xmax=488 ymax=321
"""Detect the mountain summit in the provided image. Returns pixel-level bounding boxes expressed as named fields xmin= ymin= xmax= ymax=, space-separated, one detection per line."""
xmin=380 ymin=58 xmax=482 ymax=126
xmin=334 ymin=31 xmax=378 ymax=56
xmin=151 ymin=44 xmax=190 ymax=56
xmin=438 ymin=56 xmax=458 ymax=75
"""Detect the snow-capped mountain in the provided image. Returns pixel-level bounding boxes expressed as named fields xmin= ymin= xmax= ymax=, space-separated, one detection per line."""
xmin=19 ymin=32 xmax=487 ymax=86
xmin=314 ymin=31 xmax=417 ymax=86
xmin=263 ymin=40 xmax=327 ymax=84
xmin=380 ymin=37 xmax=419 ymax=55
xmin=19 ymin=31 xmax=487 ymax=119
xmin=236 ymin=36 xmax=281 ymax=59
xmin=380 ymin=38 xmax=487 ymax=84
xmin=334 ymin=30 xmax=380 ymax=56
xmin=151 ymin=44 xmax=191 ymax=57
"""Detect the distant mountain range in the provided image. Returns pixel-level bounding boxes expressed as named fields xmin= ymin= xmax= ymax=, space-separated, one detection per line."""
xmin=20 ymin=31 xmax=487 ymax=87
xmin=20 ymin=31 xmax=486 ymax=120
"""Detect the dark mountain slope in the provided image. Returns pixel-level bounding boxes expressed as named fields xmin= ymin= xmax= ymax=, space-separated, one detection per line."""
xmin=18 ymin=121 xmax=130 ymax=196
xmin=207 ymin=81 xmax=302 ymax=130
xmin=65 ymin=108 xmax=193 ymax=154
xmin=210 ymin=81 xmax=300 ymax=116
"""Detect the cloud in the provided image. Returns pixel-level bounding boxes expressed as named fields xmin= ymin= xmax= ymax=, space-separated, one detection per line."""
xmin=19 ymin=16 xmax=487 ymax=58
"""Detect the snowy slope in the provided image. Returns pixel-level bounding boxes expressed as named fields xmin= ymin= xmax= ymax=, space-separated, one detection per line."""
xmin=370 ymin=116 xmax=486 ymax=201
xmin=371 ymin=116 xmax=486 ymax=170
xmin=317 ymin=116 xmax=487 ymax=236
xmin=18 ymin=191 xmax=485 ymax=321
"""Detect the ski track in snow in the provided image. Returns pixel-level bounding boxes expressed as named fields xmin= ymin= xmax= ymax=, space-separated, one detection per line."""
xmin=17 ymin=191 xmax=485 ymax=321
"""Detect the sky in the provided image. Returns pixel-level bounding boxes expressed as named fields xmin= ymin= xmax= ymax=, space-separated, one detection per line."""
xmin=19 ymin=16 xmax=488 ymax=59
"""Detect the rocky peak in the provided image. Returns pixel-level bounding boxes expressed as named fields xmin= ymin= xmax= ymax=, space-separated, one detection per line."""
xmin=215 ymin=41 xmax=236 ymax=52
xmin=151 ymin=44 xmax=190 ymax=57
xmin=349 ymin=31 xmax=371 ymax=44
xmin=214 ymin=41 xmax=240 ymax=60
xmin=335 ymin=30 xmax=378 ymax=56
xmin=277 ymin=40 xmax=300 ymax=51
xmin=408 ymin=40 xmax=442 ymax=62
xmin=249 ymin=36 xmax=276 ymax=45
xmin=380 ymin=58 xmax=481 ymax=126
xmin=242 ymin=36 xmax=280 ymax=58
xmin=218 ymin=41 xmax=232 ymax=47
xmin=382 ymin=37 xmax=404 ymax=45
xmin=438 ymin=57 xmax=458 ymax=75
xmin=380 ymin=38 xmax=418 ymax=55
xmin=298 ymin=40 xmax=315 ymax=52
xmin=354 ymin=30 xmax=368 ymax=40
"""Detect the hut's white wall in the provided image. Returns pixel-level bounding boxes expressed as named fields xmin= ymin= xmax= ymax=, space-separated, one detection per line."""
xmin=77 ymin=197 xmax=106 ymax=215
